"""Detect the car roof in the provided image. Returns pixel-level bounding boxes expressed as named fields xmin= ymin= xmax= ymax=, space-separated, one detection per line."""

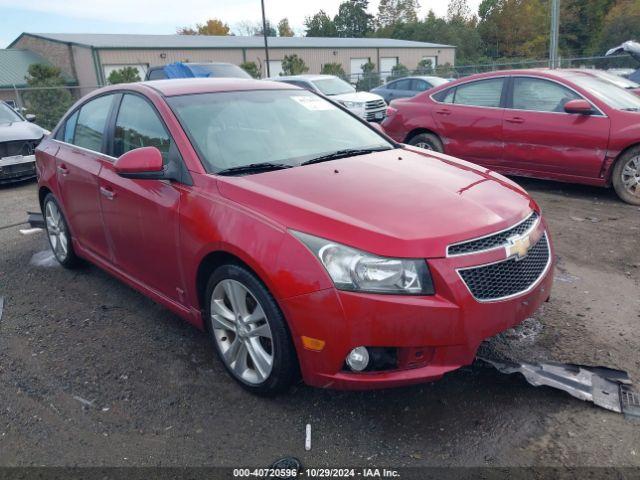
xmin=450 ymin=68 xmax=596 ymax=84
xmin=106 ymin=78 xmax=301 ymax=97
xmin=273 ymin=74 xmax=339 ymax=82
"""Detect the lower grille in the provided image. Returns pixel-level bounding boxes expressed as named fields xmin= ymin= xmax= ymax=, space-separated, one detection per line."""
xmin=365 ymin=99 xmax=386 ymax=110
xmin=0 ymin=139 xmax=39 ymax=158
xmin=458 ymin=233 xmax=550 ymax=301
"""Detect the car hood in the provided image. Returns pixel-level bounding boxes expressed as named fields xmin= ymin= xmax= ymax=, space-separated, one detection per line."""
xmin=0 ymin=121 xmax=46 ymax=142
xmin=217 ymin=148 xmax=535 ymax=258
xmin=330 ymin=91 xmax=384 ymax=103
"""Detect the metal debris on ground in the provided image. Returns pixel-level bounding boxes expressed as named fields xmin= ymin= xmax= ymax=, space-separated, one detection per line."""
xmin=0 ymin=296 xmax=4 ymax=323
xmin=27 ymin=211 xmax=45 ymax=229
xmin=479 ymin=357 xmax=640 ymax=418
xmin=19 ymin=227 xmax=42 ymax=236
xmin=305 ymin=423 xmax=311 ymax=451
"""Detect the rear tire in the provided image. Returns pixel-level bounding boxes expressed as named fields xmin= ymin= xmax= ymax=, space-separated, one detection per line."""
xmin=204 ymin=263 xmax=297 ymax=396
xmin=612 ymin=147 xmax=640 ymax=205
xmin=408 ymin=132 xmax=444 ymax=153
xmin=43 ymin=193 xmax=80 ymax=269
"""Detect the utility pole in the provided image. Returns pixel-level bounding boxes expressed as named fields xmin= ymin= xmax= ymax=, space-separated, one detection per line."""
xmin=549 ymin=0 xmax=560 ymax=68
xmin=261 ymin=0 xmax=271 ymax=78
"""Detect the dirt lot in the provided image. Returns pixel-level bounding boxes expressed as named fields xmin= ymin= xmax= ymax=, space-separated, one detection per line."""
xmin=0 ymin=177 xmax=639 ymax=471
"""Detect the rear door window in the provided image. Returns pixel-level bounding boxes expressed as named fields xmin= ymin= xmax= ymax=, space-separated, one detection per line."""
xmin=393 ymin=79 xmax=412 ymax=90
xmin=73 ymin=95 xmax=114 ymax=152
xmin=147 ymin=68 xmax=167 ymax=80
xmin=452 ymin=78 xmax=504 ymax=108
xmin=412 ymin=79 xmax=430 ymax=92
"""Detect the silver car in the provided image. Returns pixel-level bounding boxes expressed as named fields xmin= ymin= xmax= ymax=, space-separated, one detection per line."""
xmin=0 ymin=102 xmax=48 ymax=184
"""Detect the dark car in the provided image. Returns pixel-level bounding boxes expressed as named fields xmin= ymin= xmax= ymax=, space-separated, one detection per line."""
xmin=0 ymin=101 xmax=48 ymax=184
xmin=371 ymin=76 xmax=450 ymax=102
xmin=145 ymin=62 xmax=251 ymax=81
xmin=382 ymin=69 xmax=640 ymax=205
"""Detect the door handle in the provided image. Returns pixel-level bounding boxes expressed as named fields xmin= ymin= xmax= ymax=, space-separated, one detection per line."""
xmin=436 ymin=109 xmax=451 ymax=115
xmin=506 ymin=116 xmax=525 ymax=124
xmin=57 ymin=165 xmax=69 ymax=175
xmin=100 ymin=186 xmax=116 ymax=200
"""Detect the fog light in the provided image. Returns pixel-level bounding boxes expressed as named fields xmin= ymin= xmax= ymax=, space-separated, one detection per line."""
xmin=346 ymin=346 xmax=370 ymax=372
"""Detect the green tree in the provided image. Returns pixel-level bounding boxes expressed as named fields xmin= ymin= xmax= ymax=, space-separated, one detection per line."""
xmin=257 ymin=20 xmax=277 ymax=37
xmin=595 ymin=0 xmax=640 ymax=55
xmin=416 ymin=58 xmax=434 ymax=74
xmin=277 ymin=18 xmax=295 ymax=37
xmin=177 ymin=18 xmax=232 ymax=35
xmin=107 ymin=66 xmax=141 ymax=84
xmin=304 ymin=10 xmax=338 ymax=37
xmin=240 ymin=61 xmax=261 ymax=78
xmin=281 ymin=54 xmax=309 ymax=75
xmin=377 ymin=0 xmax=419 ymax=28
xmin=355 ymin=60 xmax=381 ymax=91
xmin=320 ymin=62 xmax=347 ymax=79
xmin=334 ymin=0 xmax=374 ymax=38
xmin=561 ymin=0 xmax=615 ymax=56
xmin=23 ymin=64 xmax=73 ymax=131
xmin=390 ymin=63 xmax=409 ymax=79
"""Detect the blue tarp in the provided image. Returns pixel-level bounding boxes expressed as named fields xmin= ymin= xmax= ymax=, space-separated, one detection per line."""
xmin=163 ymin=62 xmax=213 ymax=79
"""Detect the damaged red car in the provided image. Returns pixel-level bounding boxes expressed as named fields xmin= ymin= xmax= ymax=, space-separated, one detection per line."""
xmin=36 ymin=78 xmax=554 ymax=394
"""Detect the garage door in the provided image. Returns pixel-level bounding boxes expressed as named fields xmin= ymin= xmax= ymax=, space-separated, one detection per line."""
xmin=268 ymin=60 xmax=283 ymax=78
xmin=350 ymin=58 xmax=370 ymax=79
xmin=380 ymin=57 xmax=398 ymax=81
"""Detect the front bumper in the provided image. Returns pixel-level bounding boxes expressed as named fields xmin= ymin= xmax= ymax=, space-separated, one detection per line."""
xmin=0 ymin=154 xmax=36 ymax=183
xmin=281 ymin=226 xmax=554 ymax=390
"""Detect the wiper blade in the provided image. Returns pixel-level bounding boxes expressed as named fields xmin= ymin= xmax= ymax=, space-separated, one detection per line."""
xmin=622 ymin=107 xmax=640 ymax=111
xmin=216 ymin=162 xmax=293 ymax=176
xmin=301 ymin=147 xmax=392 ymax=166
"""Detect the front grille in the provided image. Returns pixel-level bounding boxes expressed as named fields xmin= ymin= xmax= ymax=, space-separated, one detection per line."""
xmin=458 ymin=233 xmax=550 ymax=301
xmin=365 ymin=99 xmax=386 ymax=110
xmin=0 ymin=139 xmax=39 ymax=158
xmin=448 ymin=211 xmax=539 ymax=256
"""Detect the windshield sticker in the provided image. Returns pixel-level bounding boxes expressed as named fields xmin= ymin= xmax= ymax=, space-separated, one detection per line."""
xmin=292 ymin=96 xmax=336 ymax=111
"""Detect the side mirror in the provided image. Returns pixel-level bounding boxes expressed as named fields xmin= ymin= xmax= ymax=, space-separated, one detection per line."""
xmin=114 ymin=146 xmax=164 ymax=179
xmin=369 ymin=122 xmax=384 ymax=133
xmin=564 ymin=99 xmax=593 ymax=115
xmin=25 ymin=113 xmax=36 ymax=123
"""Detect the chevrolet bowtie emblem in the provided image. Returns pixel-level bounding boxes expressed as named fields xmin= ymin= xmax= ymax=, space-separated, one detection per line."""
xmin=505 ymin=233 xmax=532 ymax=260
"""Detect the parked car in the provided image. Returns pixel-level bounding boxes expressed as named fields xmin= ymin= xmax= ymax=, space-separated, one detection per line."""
xmin=382 ymin=69 xmax=640 ymax=205
xmin=568 ymin=69 xmax=640 ymax=95
xmin=37 ymin=78 xmax=554 ymax=394
xmin=145 ymin=62 xmax=251 ymax=81
xmin=371 ymin=76 xmax=450 ymax=102
xmin=272 ymin=74 xmax=387 ymax=121
xmin=0 ymin=101 xmax=48 ymax=184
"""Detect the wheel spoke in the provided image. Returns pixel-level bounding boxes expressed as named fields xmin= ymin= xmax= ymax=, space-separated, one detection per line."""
xmin=245 ymin=339 xmax=272 ymax=380
xmin=248 ymin=322 xmax=271 ymax=339
xmin=244 ymin=304 xmax=266 ymax=324
xmin=224 ymin=281 xmax=248 ymax=316
xmin=211 ymin=299 xmax=236 ymax=321
xmin=211 ymin=313 xmax=236 ymax=332
xmin=59 ymin=233 xmax=68 ymax=255
xmin=231 ymin=342 xmax=249 ymax=376
xmin=223 ymin=337 xmax=243 ymax=364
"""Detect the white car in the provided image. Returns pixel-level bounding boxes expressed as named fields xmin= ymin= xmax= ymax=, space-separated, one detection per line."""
xmin=272 ymin=74 xmax=387 ymax=121
xmin=0 ymin=102 xmax=48 ymax=184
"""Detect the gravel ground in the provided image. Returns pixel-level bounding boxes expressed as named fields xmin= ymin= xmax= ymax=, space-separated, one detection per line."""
xmin=0 ymin=177 xmax=639 ymax=470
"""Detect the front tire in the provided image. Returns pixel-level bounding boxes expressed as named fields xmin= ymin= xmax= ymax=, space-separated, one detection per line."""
xmin=612 ymin=147 xmax=640 ymax=205
xmin=408 ymin=132 xmax=444 ymax=153
xmin=204 ymin=264 xmax=297 ymax=395
xmin=43 ymin=193 xmax=80 ymax=268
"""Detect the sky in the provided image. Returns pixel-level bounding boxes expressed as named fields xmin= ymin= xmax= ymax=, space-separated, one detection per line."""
xmin=0 ymin=0 xmax=482 ymax=48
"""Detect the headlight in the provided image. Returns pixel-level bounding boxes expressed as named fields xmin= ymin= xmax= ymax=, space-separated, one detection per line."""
xmin=340 ymin=101 xmax=365 ymax=109
xmin=292 ymin=231 xmax=434 ymax=295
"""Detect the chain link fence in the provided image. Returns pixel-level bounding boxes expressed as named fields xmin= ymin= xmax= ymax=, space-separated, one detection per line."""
xmin=348 ymin=54 xmax=638 ymax=91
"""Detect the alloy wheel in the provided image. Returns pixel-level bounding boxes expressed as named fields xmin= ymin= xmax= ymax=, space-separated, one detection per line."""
xmin=45 ymin=200 xmax=69 ymax=262
xmin=621 ymin=155 xmax=640 ymax=198
xmin=415 ymin=142 xmax=433 ymax=150
xmin=210 ymin=279 xmax=274 ymax=385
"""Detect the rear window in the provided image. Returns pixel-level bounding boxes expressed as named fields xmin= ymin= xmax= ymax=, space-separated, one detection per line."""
xmin=73 ymin=95 xmax=114 ymax=152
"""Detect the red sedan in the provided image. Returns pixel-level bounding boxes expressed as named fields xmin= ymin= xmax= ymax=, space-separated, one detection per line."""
xmin=382 ymin=69 xmax=640 ymax=205
xmin=36 ymin=78 xmax=553 ymax=394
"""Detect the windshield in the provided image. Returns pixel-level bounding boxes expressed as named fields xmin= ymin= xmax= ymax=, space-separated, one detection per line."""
xmin=168 ymin=90 xmax=392 ymax=173
xmin=0 ymin=102 xmax=23 ymax=123
xmin=311 ymin=77 xmax=355 ymax=96
xmin=570 ymin=75 xmax=640 ymax=111
xmin=588 ymin=70 xmax=639 ymax=89
xmin=200 ymin=64 xmax=252 ymax=79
